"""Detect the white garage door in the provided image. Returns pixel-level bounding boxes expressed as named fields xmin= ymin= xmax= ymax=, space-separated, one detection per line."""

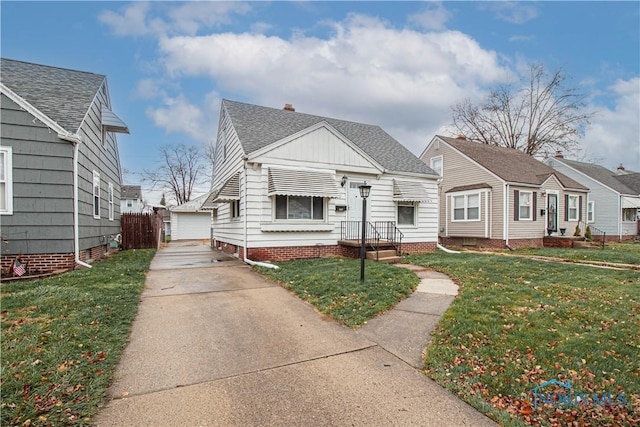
xmin=173 ymin=212 xmax=211 ymax=240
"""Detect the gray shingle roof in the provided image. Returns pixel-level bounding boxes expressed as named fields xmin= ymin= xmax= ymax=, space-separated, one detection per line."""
xmin=222 ymin=99 xmax=437 ymax=176
xmin=614 ymin=173 xmax=640 ymax=194
xmin=1 ymin=58 xmax=105 ymax=133
xmin=552 ymin=157 xmax=636 ymax=195
xmin=438 ymin=135 xmax=588 ymax=190
xmin=121 ymin=185 xmax=142 ymax=200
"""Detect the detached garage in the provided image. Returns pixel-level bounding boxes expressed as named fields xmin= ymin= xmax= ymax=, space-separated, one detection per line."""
xmin=170 ymin=194 xmax=212 ymax=240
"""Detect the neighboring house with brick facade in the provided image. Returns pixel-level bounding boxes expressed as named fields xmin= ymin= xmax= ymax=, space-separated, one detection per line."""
xmin=203 ymin=99 xmax=439 ymax=262
xmin=545 ymin=155 xmax=640 ymax=240
xmin=420 ymin=135 xmax=589 ymax=249
xmin=120 ymin=185 xmax=144 ymax=213
xmin=0 ymin=58 xmax=129 ymax=275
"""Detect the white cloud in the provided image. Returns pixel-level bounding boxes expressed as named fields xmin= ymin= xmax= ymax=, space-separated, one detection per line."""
xmin=408 ymin=2 xmax=452 ymax=31
xmin=146 ymin=92 xmax=220 ymax=143
xmin=155 ymin=14 xmax=510 ymax=154
xmin=581 ymin=77 xmax=640 ymax=171
xmin=481 ymin=2 xmax=538 ymax=24
xmin=134 ymin=78 xmax=166 ymax=99
xmin=99 ymin=1 xmax=251 ymax=37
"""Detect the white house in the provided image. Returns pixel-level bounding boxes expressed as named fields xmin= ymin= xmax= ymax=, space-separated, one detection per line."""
xmin=120 ymin=185 xmax=143 ymax=213
xmin=204 ymin=100 xmax=439 ymax=262
xmin=545 ymin=155 xmax=640 ymax=240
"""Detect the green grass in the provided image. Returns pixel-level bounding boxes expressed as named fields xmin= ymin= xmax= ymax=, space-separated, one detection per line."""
xmin=1 ymin=249 xmax=155 ymax=426
xmin=404 ymin=251 xmax=640 ymax=426
xmin=511 ymin=242 xmax=640 ymax=266
xmin=255 ymin=257 xmax=419 ymax=328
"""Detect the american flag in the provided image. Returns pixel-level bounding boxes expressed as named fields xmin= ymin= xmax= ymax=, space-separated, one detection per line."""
xmin=13 ymin=259 xmax=26 ymax=277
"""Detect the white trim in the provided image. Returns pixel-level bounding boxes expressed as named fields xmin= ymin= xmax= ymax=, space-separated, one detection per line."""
xmin=587 ymin=200 xmax=595 ymax=223
xmin=504 ymin=183 xmax=509 ymax=244
xmin=108 ymin=182 xmax=114 ymax=221
xmin=567 ymin=194 xmax=579 ymax=221
xmin=518 ymin=190 xmax=533 ymax=221
xmin=260 ymin=222 xmax=335 ymax=232
xmin=0 ymin=146 xmax=13 ymax=215
xmin=485 ymin=191 xmax=489 ymax=238
xmin=430 ymin=155 xmax=443 ymax=177
xmin=248 ymin=121 xmax=386 ymax=173
xmin=396 ymin=201 xmax=417 ymax=227
xmin=93 ymin=171 xmax=101 ymax=219
xmin=451 ymin=192 xmax=481 ymax=222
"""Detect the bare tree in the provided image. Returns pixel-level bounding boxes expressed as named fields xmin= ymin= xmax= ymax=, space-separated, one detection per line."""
xmin=451 ymin=62 xmax=594 ymax=156
xmin=142 ymin=143 xmax=206 ymax=205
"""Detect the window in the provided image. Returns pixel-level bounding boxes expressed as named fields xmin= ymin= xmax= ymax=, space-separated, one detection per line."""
xmin=519 ymin=191 xmax=532 ymax=220
xmin=587 ymin=201 xmax=595 ymax=223
xmin=452 ymin=193 xmax=481 ymax=221
xmin=567 ymin=195 xmax=578 ymax=221
xmin=275 ymin=195 xmax=325 ymax=220
xmin=0 ymin=146 xmax=13 ymax=215
xmin=127 ymin=200 xmax=132 ymax=207
xmin=93 ymin=171 xmax=101 ymax=219
xmin=622 ymin=208 xmax=637 ymax=222
xmin=430 ymin=156 xmax=443 ymax=176
xmin=230 ymin=200 xmax=240 ymax=219
xmin=397 ymin=203 xmax=416 ymax=225
xmin=108 ymin=183 xmax=114 ymax=221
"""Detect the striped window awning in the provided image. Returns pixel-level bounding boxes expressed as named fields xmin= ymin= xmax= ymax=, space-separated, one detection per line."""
xmin=268 ymin=168 xmax=342 ymax=198
xmin=622 ymin=196 xmax=640 ymax=209
xmin=393 ymin=179 xmax=429 ymax=202
xmin=214 ymin=173 xmax=241 ymax=202
xmin=101 ymin=105 xmax=129 ymax=134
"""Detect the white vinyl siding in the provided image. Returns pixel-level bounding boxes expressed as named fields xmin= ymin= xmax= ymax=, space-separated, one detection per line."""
xmin=0 ymin=146 xmax=13 ymax=215
xmin=93 ymin=171 xmax=100 ymax=219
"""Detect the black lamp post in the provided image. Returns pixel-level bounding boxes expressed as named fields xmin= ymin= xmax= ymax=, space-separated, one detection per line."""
xmin=359 ymin=181 xmax=371 ymax=282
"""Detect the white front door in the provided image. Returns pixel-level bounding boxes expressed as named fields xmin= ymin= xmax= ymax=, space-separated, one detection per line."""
xmin=348 ymin=181 xmax=369 ymax=221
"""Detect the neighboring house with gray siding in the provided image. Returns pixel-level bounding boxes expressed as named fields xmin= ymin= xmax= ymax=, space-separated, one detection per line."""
xmin=420 ymin=135 xmax=589 ymax=249
xmin=203 ymin=99 xmax=439 ymax=262
xmin=121 ymin=185 xmax=143 ymax=213
xmin=0 ymin=58 xmax=129 ymax=275
xmin=545 ymin=156 xmax=640 ymax=240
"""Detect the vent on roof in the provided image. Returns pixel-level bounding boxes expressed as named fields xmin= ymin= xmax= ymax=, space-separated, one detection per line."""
xmin=617 ymin=164 xmax=625 ymax=172
xmin=283 ymin=103 xmax=295 ymax=112
xmin=457 ymin=134 xmax=466 ymax=140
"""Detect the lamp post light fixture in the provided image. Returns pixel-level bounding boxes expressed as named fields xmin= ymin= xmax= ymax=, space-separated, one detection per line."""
xmin=359 ymin=181 xmax=371 ymax=282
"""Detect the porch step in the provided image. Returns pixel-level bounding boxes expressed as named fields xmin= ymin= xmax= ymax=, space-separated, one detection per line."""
xmin=375 ymin=256 xmax=403 ymax=264
xmin=366 ymin=249 xmax=398 ymax=260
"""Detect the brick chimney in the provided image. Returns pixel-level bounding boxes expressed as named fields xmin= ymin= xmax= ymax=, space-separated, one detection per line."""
xmin=617 ymin=163 xmax=625 ymax=173
xmin=283 ymin=103 xmax=295 ymax=112
xmin=456 ymin=134 xmax=466 ymax=140
xmin=554 ymin=150 xmax=564 ymax=158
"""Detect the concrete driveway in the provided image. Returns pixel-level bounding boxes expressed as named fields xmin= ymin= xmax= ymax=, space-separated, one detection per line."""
xmin=95 ymin=242 xmax=495 ymax=426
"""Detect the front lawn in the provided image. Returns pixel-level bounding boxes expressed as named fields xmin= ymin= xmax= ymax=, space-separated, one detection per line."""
xmin=511 ymin=242 xmax=640 ymax=266
xmin=255 ymin=257 xmax=419 ymax=328
xmin=1 ymin=249 xmax=155 ymax=426
xmin=405 ymin=251 xmax=639 ymax=426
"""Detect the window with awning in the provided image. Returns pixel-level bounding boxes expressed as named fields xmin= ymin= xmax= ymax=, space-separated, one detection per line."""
xmin=101 ymin=105 xmax=129 ymax=134
xmin=392 ymin=179 xmax=429 ymax=202
xmin=267 ymin=168 xmax=342 ymax=198
xmin=621 ymin=196 xmax=640 ymax=209
xmin=214 ymin=173 xmax=240 ymax=202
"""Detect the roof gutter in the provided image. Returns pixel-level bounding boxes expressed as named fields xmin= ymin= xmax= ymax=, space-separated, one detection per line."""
xmin=242 ymin=163 xmax=278 ymax=270
xmin=67 ymin=136 xmax=92 ymax=269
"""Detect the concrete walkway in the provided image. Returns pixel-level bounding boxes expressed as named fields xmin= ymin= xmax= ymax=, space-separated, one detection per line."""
xmin=94 ymin=242 xmax=495 ymax=427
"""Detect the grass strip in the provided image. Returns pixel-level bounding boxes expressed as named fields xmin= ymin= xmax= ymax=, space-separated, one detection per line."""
xmin=405 ymin=251 xmax=639 ymax=426
xmin=510 ymin=242 xmax=640 ymax=266
xmin=1 ymin=249 xmax=155 ymax=426
xmin=255 ymin=256 xmax=419 ymax=328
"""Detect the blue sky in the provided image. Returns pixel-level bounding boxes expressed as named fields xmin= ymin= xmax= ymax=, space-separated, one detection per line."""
xmin=2 ymin=1 xmax=639 ymax=204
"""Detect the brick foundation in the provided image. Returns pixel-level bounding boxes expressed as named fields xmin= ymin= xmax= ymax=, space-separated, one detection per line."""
xmin=440 ymin=237 xmax=544 ymax=249
xmin=1 ymin=244 xmax=112 ymax=277
xmin=401 ymin=242 xmax=437 ymax=254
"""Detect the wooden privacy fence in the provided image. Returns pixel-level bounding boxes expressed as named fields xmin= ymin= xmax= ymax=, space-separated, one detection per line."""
xmin=121 ymin=213 xmax=162 ymax=250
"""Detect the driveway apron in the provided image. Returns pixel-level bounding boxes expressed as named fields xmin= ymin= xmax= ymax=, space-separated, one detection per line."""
xmin=95 ymin=241 xmax=495 ymax=426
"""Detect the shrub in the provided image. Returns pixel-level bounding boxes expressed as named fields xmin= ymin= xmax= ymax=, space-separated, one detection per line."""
xmin=585 ymin=225 xmax=592 ymax=240
xmin=573 ymin=225 xmax=581 ymax=237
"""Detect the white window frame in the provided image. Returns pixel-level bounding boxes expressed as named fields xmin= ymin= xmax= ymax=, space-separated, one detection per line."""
xmin=0 ymin=146 xmax=13 ymax=215
xmin=587 ymin=200 xmax=595 ymax=223
xmin=108 ymin=182 xmax=114 ymax=221
xmin=451 ymin=192 xmax=481 ymax=222
xmin=568 ymin=195 xmax=579 ymax=221
xmin=397 ymin=202 xmax=416 ymax=226
xmin=430 ymin=155 xmax=443 ymax=176
xmin=622 ymin=208 xmax=637 ymax=222
xmin=274 ymin=195 xmax=326 ymax=221
xmin=93 ymin=171 xmax=101 ymax=219
xmin=519 ymin=190 xmax=533 ymax=221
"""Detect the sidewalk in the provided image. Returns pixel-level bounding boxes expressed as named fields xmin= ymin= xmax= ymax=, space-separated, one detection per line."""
xmin=95 ymin=243 xmax=495 ymax=426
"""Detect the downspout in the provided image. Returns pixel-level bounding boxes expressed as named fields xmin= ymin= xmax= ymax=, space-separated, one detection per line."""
xmin=618 ymin=195 xmax=622 ymax=240
xmin=66 ymin=135 xmax=92 ymax=269
xmin=437 ymin=243 xmax=460 ymax=254
xmin=242 ymin=163 xmax=279 ymax=269
xmin=504 ymin=183 xmax=512 ymax=250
